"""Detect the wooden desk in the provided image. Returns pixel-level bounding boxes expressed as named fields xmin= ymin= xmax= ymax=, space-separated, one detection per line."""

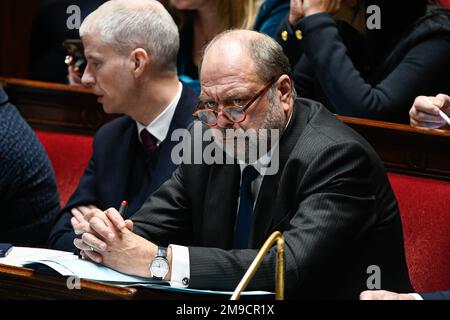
xmin=0 ymin=263 xmax=136 ymax=300
xmin=0 ymin=264 xmax=231 ymax=300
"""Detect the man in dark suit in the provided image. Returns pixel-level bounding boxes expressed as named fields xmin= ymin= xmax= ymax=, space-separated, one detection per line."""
xmin=74 ymin=29 xmax=412 ymax=299
xmin=47 ymin=0 xmax=197 ymax=252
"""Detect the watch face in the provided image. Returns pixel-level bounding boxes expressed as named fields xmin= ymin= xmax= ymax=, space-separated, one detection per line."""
xmin=151 ymin=257 xmax=169 ymax=278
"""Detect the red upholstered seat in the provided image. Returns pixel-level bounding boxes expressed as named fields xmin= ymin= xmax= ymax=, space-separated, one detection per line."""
xmin=439 ymin=0 xmax=450 ymax=8
xmin=388 ymin=172 xmax=450 ymax=292
xmin=35 ymin=130 xmax=93 ymax=206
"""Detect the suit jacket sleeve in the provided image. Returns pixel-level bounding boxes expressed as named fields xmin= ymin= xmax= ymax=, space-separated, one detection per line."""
xmin=132 ymin=164 xmax=193 ymax=247
xmin=47 ymin=151 xmax=98 ymax=252
xmin=274 ymin=17 xmax=305 ymax=67
xmin=419 ymin=290 xmax=450 ymax=300
xmin=132 ymin=141 xmax=378 ymax=293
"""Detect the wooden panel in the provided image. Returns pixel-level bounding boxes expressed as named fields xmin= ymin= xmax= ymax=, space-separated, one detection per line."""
xmin=2 ymin=77 xmax=450 ymax=180
xmin=0 ymin=1 xmax=40 ymax=78
xmin=338 ymin=115 xmax=450 ymax=181
xmin=1 ymin=77 xmax=117 ymax=134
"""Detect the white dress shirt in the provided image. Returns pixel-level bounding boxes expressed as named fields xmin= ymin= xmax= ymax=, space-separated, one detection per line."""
xmin=136 ymin=82 xmax=183 ymax=145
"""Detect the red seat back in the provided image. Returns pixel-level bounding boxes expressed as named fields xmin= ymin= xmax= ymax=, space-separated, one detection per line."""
xmin=36 ymin=130 xmax=93 ymax=206
xmin=388 ymin=172 xmax=450 ymax=292
xmin=439 ymin=0 xmax=450 ymax=8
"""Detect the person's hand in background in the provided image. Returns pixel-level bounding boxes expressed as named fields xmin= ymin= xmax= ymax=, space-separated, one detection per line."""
xmin=302 ymin=0 xmax=342 ymax=17
xmin=410 ymin=94 xmax=450 ymax=130
xmin=289 ymin=0 xmax=342 ymax=26
xmin=68 ymin=65 xmax=83 ymax=86
xmin=360 ymin=290 xmax=416 ymax=300
xmin=289 ymin=0 xmax=305 ymax=25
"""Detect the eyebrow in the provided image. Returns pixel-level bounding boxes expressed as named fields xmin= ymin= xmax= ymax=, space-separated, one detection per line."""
xmin=199 ymin=90 xmax=249 ymax=102
xmin=85 ymin=53 xmax=102 ymax=61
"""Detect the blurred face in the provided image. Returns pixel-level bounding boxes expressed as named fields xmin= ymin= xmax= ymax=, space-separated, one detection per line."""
xmin=81 ymin=33 xmax=135 ymax=114
xmin=199 ymin=40 xmax=290 ymax=161
xmin=170 ymin=0 xmax=208 ymax=10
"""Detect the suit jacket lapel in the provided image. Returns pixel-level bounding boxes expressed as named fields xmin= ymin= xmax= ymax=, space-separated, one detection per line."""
xmin=250 ymin=101 xmax=311 ymax=246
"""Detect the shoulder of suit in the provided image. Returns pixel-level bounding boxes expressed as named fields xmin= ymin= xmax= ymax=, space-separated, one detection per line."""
xmin=94 ymin=115 xmax=135 ymax=141
xmin=295 ymin=98 xmax=372 ymax=149
xmin=179 ymin=85 xmax=198 ymax=108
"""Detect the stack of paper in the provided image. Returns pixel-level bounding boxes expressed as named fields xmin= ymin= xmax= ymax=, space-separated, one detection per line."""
xmin=0 ymin=247 xmax=163 ymax=285
xmin=0 ymin=247 xmax=274 ymax=296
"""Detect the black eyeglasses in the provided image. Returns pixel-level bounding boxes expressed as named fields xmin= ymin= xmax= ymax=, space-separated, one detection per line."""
xmin=193 ymin=79 xmax=276 ymax=126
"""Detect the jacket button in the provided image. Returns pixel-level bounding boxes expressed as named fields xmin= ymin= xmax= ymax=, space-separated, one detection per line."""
xmin=281 ymin=30 xmax=288 ymax=41
xmin=182 ymin=277 xmax=190 ymax=286
xmin=295 ymin=30 xmax=303 ymax=40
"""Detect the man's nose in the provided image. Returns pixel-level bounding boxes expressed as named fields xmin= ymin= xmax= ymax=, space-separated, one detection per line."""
xmin=81 ymin=66 xmax=95 ymax=87
xmin=216 ymin=110 xmax=234 ymax=128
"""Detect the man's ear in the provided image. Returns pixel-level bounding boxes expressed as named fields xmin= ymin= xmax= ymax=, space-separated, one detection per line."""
xmin=276 ymin=75 xmax=293 ymax=111
xmin=130 ymin=48 xmax=149 ymax=78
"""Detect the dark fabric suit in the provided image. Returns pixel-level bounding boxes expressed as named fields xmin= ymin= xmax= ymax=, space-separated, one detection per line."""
xmin=131 ymin=98 xmax=413 ymax=299
xmin=420 ymin=290 xmax=450 ymax=300
xmin=48 ymin=86 xmax=197 ymax=252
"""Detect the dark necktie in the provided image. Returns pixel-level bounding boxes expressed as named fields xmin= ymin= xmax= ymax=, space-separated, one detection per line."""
xmin=140 ymin=128 xmax=158 ymax=158
xmin=233 ymin=165 xmax=260 ymax=249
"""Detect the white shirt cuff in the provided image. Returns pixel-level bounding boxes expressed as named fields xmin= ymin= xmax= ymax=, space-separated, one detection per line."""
xmin=168 ymin=244 xmax=190 ymax=288
xmin=409 ymin=293 xmax=423 ymax=300
xmin=410 ymin=293 xmax=423 ymax=300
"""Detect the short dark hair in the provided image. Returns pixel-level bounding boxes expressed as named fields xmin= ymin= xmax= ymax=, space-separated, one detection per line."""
xmin=201 ymin=30 xmax=296 ymax=98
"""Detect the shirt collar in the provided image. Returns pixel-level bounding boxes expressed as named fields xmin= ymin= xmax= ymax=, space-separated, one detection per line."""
xmin=136 ymin=82 xmax=183 ymax=146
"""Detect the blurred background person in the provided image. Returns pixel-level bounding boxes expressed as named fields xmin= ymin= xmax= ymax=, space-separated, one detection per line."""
xmin=169 ymin=0 xmax=261 ymax=91
xmin=276 ymin=0 xmax=450 ymax=123
xmin=0 ymin=87 xmax=60 ymax=247
xmin=253 ymin=0 xmax=291 ymax=36
xmin=29 ymin=0 xmax=107 ymax=83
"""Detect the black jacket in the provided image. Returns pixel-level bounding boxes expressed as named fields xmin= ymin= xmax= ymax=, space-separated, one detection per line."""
xmin=131 ymin=99 xmax=413 ymax=299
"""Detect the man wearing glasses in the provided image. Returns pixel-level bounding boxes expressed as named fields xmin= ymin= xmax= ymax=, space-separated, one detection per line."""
xmin=75 ymin=30 xmax=412 ymax=299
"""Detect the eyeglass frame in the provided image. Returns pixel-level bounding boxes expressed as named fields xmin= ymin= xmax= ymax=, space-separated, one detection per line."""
xmin=192 ymin=78 xmax=277 ymax=126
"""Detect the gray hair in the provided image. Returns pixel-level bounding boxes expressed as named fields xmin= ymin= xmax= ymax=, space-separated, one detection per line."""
xmin=80 ymin=0 xmax=179 ymax=75
xmin=201 ymin=30 xmax=297 ymax=100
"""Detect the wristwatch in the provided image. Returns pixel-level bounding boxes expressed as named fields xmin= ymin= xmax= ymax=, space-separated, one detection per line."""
xmin=149 ymin=247 xmax=169 ymax=280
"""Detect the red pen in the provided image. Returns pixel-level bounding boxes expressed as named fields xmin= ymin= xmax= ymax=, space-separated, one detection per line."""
xmin=118 ymin=200 xmax=128 ymax=217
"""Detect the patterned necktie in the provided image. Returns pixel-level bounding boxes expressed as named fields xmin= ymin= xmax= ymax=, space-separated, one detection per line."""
xmin=233 ymin=165 xmax=260 ymax=249
xmin=140 ymin=128 xmax=158 ymax=158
